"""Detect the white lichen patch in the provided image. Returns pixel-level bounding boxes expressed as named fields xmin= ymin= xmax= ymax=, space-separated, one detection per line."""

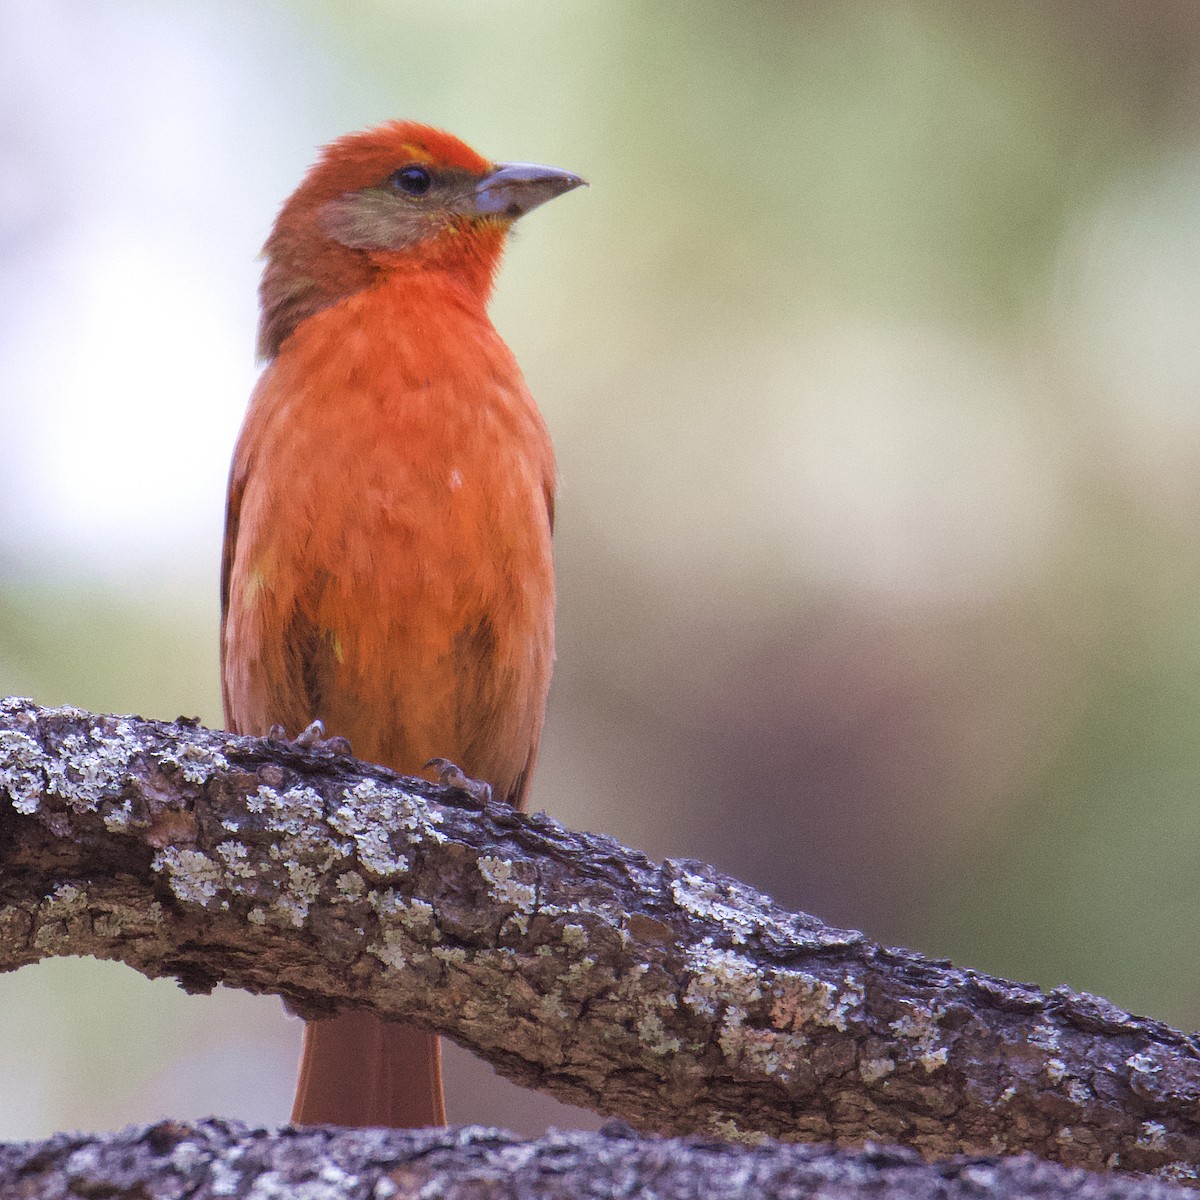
xmin=889 ymin=1001 xmax=949 ymax=1072
xmin=370 ymin=928 xmax=411 ymax=971
xmin=150 ymin=819 xmax=325 ymax=924
xmin=272 ymin=892 xmax=309 ymax=926
xmin=250 ymin=782 xmax=324 ymax=825
xmin=0 ymin=905 xmax=27 ymax=936
xmin=235 ymin=781 xmax=360 ymax=918
xmin=717 ymin=1010 xmax=794 ymax=1079
xmin=46 ymin=883 xmax=87 ymax=911
xmin=353 ymin=830 xmax=409 ymax=878
xmin=365 ymin=889 xmax=441 ymax=967
xmin=318 ymin=1163 xmax=358 ymax=1188
xmin=1027 ymin=1019 xmax=1062 ymax=1052
xmin=540 ymin=898 xmax=625 ymax=933
xmin=153 ymin=846 xmax=228 ymax=907
xmin=1127 ymin=1049 xmax=1161 ymax=1076
xmin=1044 ymin=1057 xmax=1066 ymax=1083
xmin=859 ymin=1055 xmax=895 ymax=1083
xmin=1138 ymin=1120 xmax=1168 ymax=1151
xmin=1157 ymin=1162 xmax=1200 ymax=1183
xmin=670 ymin=871 xmax=760 ymax=945
xmin=168 ymin=1141 xmax=203 ymax=1173
xmin=477 ymin=856 xmax=537 ymax=912
xmin=287 ymin=862 xmax=318 ymax=891
xmin=367 ymin=888 xmax=404 ymax=918
xmin=33 ymin=922 xmax=67 ymax=951
xmin=341 ymin=776 xmax=447 ymax=839
xmin=681 ymin=948 xmax=817 ymax=1083
xmin=681 ymin=940 xmax=792 ymax=1075
xmin=336 ymin=871 xmax=366 ymax=898
xmin=561 ymin=923 xmax=587 ymax=951
xmin=501 ymin=913 xmax=530 ymax=937
xmin=706 ymin=1117 xmax=765 ymax=1146
xmin=329 ymin=780 xmax=428 ymax=875
xmin=1065 ymin=1078 xmax=1092 ymax=1104
xmin=206 ymin=1157 xmax=240 ymax=1196
xmin=280 ymin=863 xmax=320 ymax=924
xmin=637 ymin=1011 xmax=682 ymax=1056
xmin=34 ymin=884 xmax=92 ymax=950
xmin=911 ymin=1044 xmax=949 ymax=1073
xmin=684 ymin=941 xmax=762 ymax=1019
xmin=245 ymin=781 xmax=329 ymax=860
xmin=104 ymin=799 xmax=136 ymax=832
xmin=216 ymin=840 xmax=255 ymax=879
xmin=42 ymin=725 xmax=137 ymax=812
xmin=0 ymin=712 xmax=142 ymax=821
xmin=563 ymin=957 xmax=597 ymax=987
xmin=0 ymin=729 xmax=46 ymax=813
xmin=538 ymin=989 xmax=571 ymax=1024
xmin=602 ymin=960 xmax=696 ymax=1058
xmin=161 ymin=741 xmax=227 ymax=785
xmin=770 ymin=971 xmax=864 ymax=1034
xmin=396 ymin=897 xmax=440 ymax=942
xmin=832 ymin=977 xmax=866 ymax=1030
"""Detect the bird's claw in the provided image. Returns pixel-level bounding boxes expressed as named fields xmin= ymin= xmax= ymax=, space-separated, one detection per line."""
xmin=268 ymin=720 xmax=352 ymax=756
xmin=425 ymin=757 xmax=493 ymax=804
xmin=295 ymin=719 xmax=326 ymax=747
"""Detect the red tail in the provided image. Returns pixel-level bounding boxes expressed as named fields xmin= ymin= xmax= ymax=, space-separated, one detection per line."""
xmin=291 ymin=1013 xmax=445 ymax=1127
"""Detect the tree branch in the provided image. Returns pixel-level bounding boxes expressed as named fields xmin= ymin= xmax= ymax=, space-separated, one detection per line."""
xmin=2 ymin=697 xmax=1200 ymax=1185
xmin=2 ymin=1120 xmax=1194 ymax=1199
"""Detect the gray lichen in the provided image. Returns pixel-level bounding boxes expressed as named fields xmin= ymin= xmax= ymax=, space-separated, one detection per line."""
xmin=5 ymin=1120 xmax=1195 ymax=1200
xmin=5 ymin=698 xmax=1200 ymax=1181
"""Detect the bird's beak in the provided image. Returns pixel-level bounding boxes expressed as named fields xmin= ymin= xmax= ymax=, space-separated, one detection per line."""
xmin=473 ymin=162 xmax=587 ymax=219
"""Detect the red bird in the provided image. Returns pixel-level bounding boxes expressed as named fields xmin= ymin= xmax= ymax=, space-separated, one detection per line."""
xmin=220 ymin=122 xmax=584 ymax=1127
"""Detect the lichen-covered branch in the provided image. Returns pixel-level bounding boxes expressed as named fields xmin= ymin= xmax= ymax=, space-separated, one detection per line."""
xmin=2 ymin=1120 xmax=1194 ymax=1200
xmin=3 ymin=698 xmax=1200 ymax=1185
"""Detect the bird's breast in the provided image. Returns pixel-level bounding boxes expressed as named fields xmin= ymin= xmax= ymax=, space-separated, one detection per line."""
xmin=223 ymin=278 xmax=556 ymax=794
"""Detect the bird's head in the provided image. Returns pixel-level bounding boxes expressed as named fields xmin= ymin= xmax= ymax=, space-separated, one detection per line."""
xmin=258 ymin=121 xmax=585 ymax=360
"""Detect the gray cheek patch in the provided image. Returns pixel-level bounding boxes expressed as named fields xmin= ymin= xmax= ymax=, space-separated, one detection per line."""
xmin=320 ymin=188 xmax=431 ymax=252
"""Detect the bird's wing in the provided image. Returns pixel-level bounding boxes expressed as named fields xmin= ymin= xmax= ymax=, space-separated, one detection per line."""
xmin=219 ymin=442 xmax=251 ymax=724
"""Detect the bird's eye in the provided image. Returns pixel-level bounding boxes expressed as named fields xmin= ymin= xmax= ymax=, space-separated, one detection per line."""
xmin=391 ymin=165 xmax=433 ymax=196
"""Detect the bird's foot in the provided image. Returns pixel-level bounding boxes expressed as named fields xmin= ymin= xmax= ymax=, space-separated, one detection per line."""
xmin=268 ymin=719 xmax=352 ymax=756
xmin=425 ymin=757 xmax=493 ymax=805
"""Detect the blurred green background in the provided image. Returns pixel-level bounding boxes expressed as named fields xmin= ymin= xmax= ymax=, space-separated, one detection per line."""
xmin=2 ymin=0 xmax=1200 ymax=1139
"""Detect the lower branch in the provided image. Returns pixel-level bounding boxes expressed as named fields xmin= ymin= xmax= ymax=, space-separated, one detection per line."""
xmin=3 ymin=698 xmax=1200 ymax=1183
xmin=0 ymin=1121 xmax=1193 ymax=1199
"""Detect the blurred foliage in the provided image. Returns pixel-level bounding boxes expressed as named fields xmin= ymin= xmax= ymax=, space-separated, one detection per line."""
xmin=0 ymin=586 xmax=220 ymax=723
xmin=2 ymin=0 xmax=1200 ymax=1141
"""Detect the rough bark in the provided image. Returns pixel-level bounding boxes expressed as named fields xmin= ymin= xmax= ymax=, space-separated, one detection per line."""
xmin=0 ymin=1120 xmax=1192 ymax=1200
xmin=2 ymin=697 xmax=1200 ymax=1186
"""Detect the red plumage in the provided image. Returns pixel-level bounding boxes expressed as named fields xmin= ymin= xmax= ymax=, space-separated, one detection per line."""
xmin=221 ymin=121 xmax=583 ymax=1127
